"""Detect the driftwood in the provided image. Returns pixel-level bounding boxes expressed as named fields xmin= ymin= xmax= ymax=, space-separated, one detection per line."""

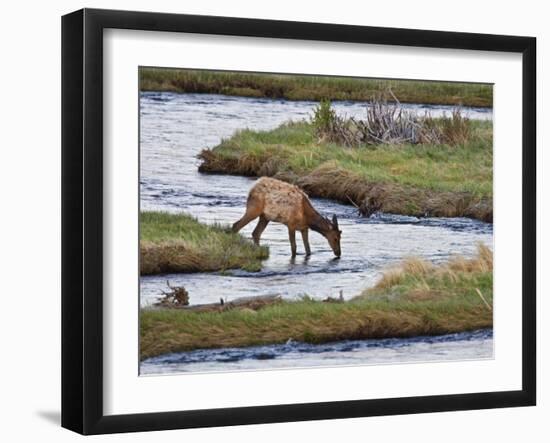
xmin=160 ymin=294 xmax=282 ymax=313
xmin=154 ymin=281 xmax=190 ymax=307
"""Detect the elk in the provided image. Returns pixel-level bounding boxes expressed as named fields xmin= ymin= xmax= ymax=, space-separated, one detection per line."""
xmin=232 ymin=177 xmax=342 ymax=257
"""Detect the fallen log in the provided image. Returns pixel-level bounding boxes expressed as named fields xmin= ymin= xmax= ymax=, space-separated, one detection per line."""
xmin=156 ymin=294 xmax=282 ymax=313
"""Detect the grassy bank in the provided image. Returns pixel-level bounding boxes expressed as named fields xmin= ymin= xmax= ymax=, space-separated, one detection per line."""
xmin=140 ymin=68 xmax=493 ymax=107
xmin=140 ymin=211 xmax=268 ymax=275
xmin=198 ymin=119 xmax=493 ymax=221
xmin=140 ymin=245 xmax=492 ymax=359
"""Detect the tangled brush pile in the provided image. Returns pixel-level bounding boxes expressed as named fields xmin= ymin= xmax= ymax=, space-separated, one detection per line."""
xmin=312 ymin=92 xmax=471 ymax=147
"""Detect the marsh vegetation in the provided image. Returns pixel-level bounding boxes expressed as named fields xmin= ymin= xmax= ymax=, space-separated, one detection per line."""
xmin=140 ymin=68 xmax=493 ymax=107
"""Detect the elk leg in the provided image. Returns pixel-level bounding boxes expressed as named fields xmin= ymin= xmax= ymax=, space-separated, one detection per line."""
xmin=232 ymin=213 xmax=256 ymax=232
xmin=233 ymin=195 xmax=263 ymax=232
xmin=252 ymin=216 xmax=269 ymax=245
xmin=301 ymin=229 xmax=311 ymax=256
xmin=232 ymin=205 xmax=262 ymax=232
xmin=288 ymin=228 xmax=297 ymax=257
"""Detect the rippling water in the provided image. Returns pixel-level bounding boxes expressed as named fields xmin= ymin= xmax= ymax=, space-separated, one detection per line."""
xmin=139 ymin=92 xmax=493 ymax=374
xmin=141 ymin=329 xmax=493 ymax=374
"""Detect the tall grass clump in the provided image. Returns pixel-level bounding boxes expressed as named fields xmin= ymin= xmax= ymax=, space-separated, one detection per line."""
xmin=437 ymin=109 xmax=472 ymax=145
xmin=358 ymin=243 xmax=493 ymax=303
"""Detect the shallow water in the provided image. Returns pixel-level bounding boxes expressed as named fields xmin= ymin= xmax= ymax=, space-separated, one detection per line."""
xmin=140 ymin=210 xmax=492 ymax=306
xmin=139 ymin=92 xmax=493 ymax=374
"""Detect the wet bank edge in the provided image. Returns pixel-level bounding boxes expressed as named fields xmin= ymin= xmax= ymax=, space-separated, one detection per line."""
xmin=198 ymin=151 xmax=492 ymax=222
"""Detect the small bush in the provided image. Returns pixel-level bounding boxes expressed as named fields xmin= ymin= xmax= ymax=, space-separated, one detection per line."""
xmin=312 ymin=99 xmax=337 ymax=132
xmin=312 ymin=100 xmax=362 ymax=147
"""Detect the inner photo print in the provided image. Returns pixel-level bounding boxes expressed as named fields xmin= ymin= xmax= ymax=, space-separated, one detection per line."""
xmin=138 ymin=68 xmax=494 ymax=375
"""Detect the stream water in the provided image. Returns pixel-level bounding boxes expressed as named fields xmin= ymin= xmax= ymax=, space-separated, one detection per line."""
xmin=139 ymin=92 xmax=493 ymax=374
xmin=141 ymin=329 xmax=493 ymax=375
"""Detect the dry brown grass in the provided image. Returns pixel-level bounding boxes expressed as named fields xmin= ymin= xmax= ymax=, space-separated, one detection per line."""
xmin=438 ymin=109 xmax=473 ymax=145
xmin=447 ymin=243 xmax=493 ymax=273
xmin=363 ymin=244 xmax=493 ymax=306
xmin=141 ymin=240 xmax=212 ymax=274
xmin=140 ymin=239 xmax=269 ymax=275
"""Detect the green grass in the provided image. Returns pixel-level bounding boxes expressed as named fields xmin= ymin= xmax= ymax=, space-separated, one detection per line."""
xmin=209 ymin=120 xmax=492 ymax=195
xmin=140 ymin=211 xmax=269 ymax=275
xmin=140 ymin=68 xmax=493 ymax=107
xmin=140 ymin=246 xmax=493 ymax=359
xmin=199 ymin=120 xmax=493 ymax=221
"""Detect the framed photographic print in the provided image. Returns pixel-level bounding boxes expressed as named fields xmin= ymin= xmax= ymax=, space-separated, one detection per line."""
xmin=61 ymin=8 xmax=536 ymax=435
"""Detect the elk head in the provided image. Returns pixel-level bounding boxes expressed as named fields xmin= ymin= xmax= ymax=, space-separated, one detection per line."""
xmin=325 ymin=214 xmax=342 ymax=258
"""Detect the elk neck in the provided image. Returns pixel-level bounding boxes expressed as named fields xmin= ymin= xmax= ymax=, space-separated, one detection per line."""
xmin=304 ymin=198 xmax=332 ymax=236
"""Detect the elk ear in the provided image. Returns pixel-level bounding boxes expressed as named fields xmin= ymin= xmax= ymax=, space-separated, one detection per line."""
xmin=332 ymin=214 xmax=339 ymax=229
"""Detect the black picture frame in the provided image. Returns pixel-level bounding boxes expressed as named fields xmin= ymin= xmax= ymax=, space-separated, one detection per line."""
xmin=61 ymin=8 xmax=536 ymax=435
